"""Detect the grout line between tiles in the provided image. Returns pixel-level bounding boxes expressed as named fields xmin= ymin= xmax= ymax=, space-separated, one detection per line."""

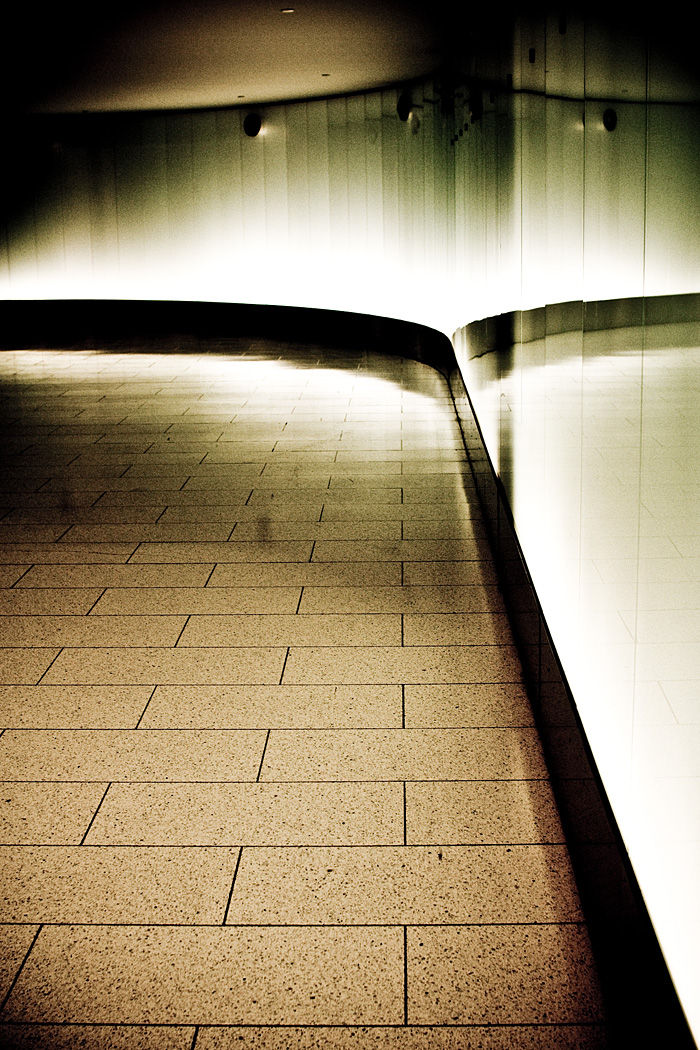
xmin=295 ymin=587 xmax=304 ymax=614
xmin=278 ymin=646 xmax=291 ymax=683
xmin=256 ymin=729 xmax=271 ymax=781
xmin=118 ymin=921 xmax=601 ymax=929
xmin=403 ymin=782 xmax=407 ymax=845
xmin=86 ymin=588 xmax=107 ymax=615
xmin=34 ymin=648 xmax=64 ymax=685
xmin=189 ymin=1026 xmax=200 ymax=1050
xmin=403 ymin=925 xmax=409 ymax=1025
xmin=135 ymin=685 xmax=158 ymax=729
xmin=222 ymin=847 xmax=243 ymax=925
xmin=0 ymin=773 xmax=546 ymax=782
xmin=10 ymin=566 xmax=33 ymax=588
xmin=173 ymin=615 xmax=191 ymax=647
xmin=0 ymin=923 xmax=43 ymax=1014
xmin=0 ymin=838 xmax=569 ymax=848
xmin=80 ymin=783 xmax=112 ymax=845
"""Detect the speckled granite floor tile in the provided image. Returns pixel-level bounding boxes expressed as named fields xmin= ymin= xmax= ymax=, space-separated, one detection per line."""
xmin=0 ymin=345 xmax=607 ymax=1044
xmin=2 ymin=925 xmax=404 ymax=1025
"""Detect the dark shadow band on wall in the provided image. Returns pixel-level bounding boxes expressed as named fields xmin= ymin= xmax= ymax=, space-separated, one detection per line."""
xmin=0 ymin=299 xmax=458 ymax=378
xmin=449 ymin=292 xmax=698 ymax=1050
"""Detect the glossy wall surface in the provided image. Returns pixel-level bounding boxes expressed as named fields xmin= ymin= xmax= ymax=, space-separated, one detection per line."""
xmin=451 ymin=18 xmax=700 ymax=1041
xmin=2 ymin=8 xmax=700 ymax=1042
xmin=455 ymin=298 xmax=700 ymax=1042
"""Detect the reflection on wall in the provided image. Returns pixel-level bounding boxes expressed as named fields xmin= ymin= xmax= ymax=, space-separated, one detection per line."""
xmin=2 ymin=7 xmax=700 ymax=1043
xmin=457 ymin=301 xmax=700 ymax=1038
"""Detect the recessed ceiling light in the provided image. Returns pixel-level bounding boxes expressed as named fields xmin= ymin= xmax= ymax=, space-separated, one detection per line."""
xmin=321 ymin=72 xmax=330 ymax=76
xmin=280 ymin=8 xmax=295 ymax=12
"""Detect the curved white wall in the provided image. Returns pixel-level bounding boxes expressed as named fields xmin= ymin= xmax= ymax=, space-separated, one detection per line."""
xmin=1 ymin=91 xmax=458 ymax=335
xmin=3 ymin=56 xmax=699 ymax=331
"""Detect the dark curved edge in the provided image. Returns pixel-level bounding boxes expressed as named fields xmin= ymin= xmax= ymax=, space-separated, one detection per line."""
xmin=0 ymin=295 xmax=693 ymax=1045
xmin=0 ymin=299 xmax=458 ymax=378
xmin=458 ymin=291 xmax=700 ymax=374
xmin=450 ymin=293 xmax=698 ymax=1049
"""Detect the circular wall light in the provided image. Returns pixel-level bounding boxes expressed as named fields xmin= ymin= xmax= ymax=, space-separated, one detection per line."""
xmin=603 ymin=108 xmax=617 ymax=131
xmin=243 ymin=113 xmax=262 ymax=137
xmin=397 ymin=92 xmax=412 ymax=122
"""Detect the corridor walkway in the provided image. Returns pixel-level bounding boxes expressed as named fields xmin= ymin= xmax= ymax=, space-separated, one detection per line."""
xmin=0 ymin=340 xmax=606 ymax=1049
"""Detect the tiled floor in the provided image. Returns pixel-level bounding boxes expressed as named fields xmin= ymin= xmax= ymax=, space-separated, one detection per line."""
xmin=0 ymin=341 xmax=607 ymax=1049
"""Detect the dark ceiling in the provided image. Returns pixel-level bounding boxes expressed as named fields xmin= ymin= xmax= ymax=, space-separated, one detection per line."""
xmin=6 ymin=3 xmax=698 ymax=116
xmin=11 ymin=0 xmax=476 ymax=114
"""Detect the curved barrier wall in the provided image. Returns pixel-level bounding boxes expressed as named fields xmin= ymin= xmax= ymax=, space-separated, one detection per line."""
xmin=2 ymin=9 xmax=700 ymax=1044
xmin=453 ymin=294 xmax=700 ymax=1047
